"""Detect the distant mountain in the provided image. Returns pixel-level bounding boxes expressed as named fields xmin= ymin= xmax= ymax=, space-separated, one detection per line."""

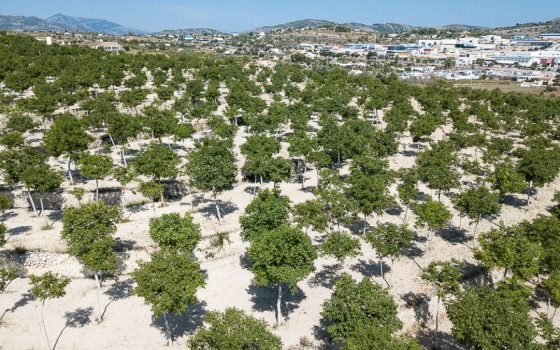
xmin=154 ymin=28 xmax=224 ymax=36
xmin=0 ymin=15 xmax=63 ymax=32
xmin=437 ymin=24 xmax=488 ymax=31
xmin=0 ymin=13 xmax=143 ymax=35
xmin=249 ymin=19 xmax=413 ymax=33
xmin=45 ymin=14 xmax=143 ymax=35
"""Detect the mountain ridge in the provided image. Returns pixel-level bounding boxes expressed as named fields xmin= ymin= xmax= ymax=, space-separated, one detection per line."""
xmin=0 ymin=13 xmax=143 ymax=35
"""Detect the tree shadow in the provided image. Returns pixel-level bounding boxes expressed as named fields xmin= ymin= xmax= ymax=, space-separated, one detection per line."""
xmin=98 ymin=188 xmax=122 ymax=206
xmin=1 ymin=292 xmax=32 ymax=320
xmin=114 ymin=238 xmax=136 ymax=252
xmin=402 ymin=241 xmax=424 ymax=259
xmin=312 ymin=317 xmax=342 ymax=350
xmin=436 ymin=225 xmax=470 ymax=245
xmin=502 ymin=194 xmax=527 ymax=209
xmin=401 ymin=292 xmax=432 ymax=327
xmin=53 ymin=307 xmax=94 ymax=350
xmin=0 ymin=212 xmax=17 ymax=221
xmin=460 ymin=261 xmax=493 ymax=288
xmin=416 ymin=328 xmax=466 ymax=350
xmin=385 ymin=207 xmax=403 ymax=217
xmin=100 ymin=278 xmax=135 ymax=319
xmin=46 ymin=210 xmax=63 ymax=223
xmin=7 ymin=225 xmax=32 ymax=236
xmin=239 ymin=252 xmax=252 ymax=269
xmin=247 ymin=284 xmax=307 ymax=322
xmin=126 ymin=204 xmax=149 ymax=213
xmin=342 ymin=219 xmax=371 ymax=236
xmin=243 ymin=185 xmax=259 ymax=195
xmin=308 ymin=264 xmax=341 ymax=289
xmin=401 ymin=150 xmax=418 ymax=157
xmin=199 ymin=200 xmax=238 ymax=219
xmin=350 ymin=259 xmax=391 ymax=278
xmin=150 ymin=301 xmax=207 ymax=341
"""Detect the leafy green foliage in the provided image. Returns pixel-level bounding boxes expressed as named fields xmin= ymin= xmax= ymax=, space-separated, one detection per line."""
xmin=415 ymin=198 xmax=452 ymax=231
xmin=321 ymin=273 xmax=403 ymax=342
xmin=416 ymin=141 xmax=460 ymax=198
xmin=319 ymin=231 xmax=361 ymax=263
xmin=292 ymin=199 xmax=328 ymax=233
xmin=421 ymin=259 xmax=464 ymax=299
xmin=543 ymin=271 xmax=560 ymax=309
xmin=0 ymin=131 xmax=25 ymax=149
xmin=0 ymin=193 xmax=13 ymax=213
xmin=446 ymin=286 xmax=537 ymax=350
xmin=78 ymin=153 xmax=113 ymax=181
xmin=132 ymin=249 xmax=207 ymax=319
xmin=343 ymin=324 xmax=422 ymax=350
xmin=185 ymin=137 xmax=236 ymax=195
xmin=61 ymin=202 xmax=122 ymax=274
xmin=247 ymin=224 xmax=316 ymax=292
xmin=0 ymin=260 xmax=19 ymax=292
xmin=0 ymin=223 xmax=6 ymax=247
xmin=240 ymin=189 xmax=291 ymax=241
xmin=29 ymin=272 xmax=70 ymax=301
xmin=487 ymin=159 xmax=526 ymax=198
xmin=188 ymin=308 xmax=282 ymax=350
xmin=135 ymin=142 xmax=180 ymax=180
xmin=452 ymin=185 xmax=501 ymax=223
xmin=42 ymin=113 xmax=94 ymax=159
xmin=366 ymin=223 xmax=414 ymax=262
xmin=149 ymin=213 xmax=201 ymax=252
xmin=475 ymin=224 xmax=541 ymax=279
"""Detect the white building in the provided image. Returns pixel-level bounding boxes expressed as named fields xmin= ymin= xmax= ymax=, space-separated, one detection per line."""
xmin=100 ymin=42 xmax=124 ymax=51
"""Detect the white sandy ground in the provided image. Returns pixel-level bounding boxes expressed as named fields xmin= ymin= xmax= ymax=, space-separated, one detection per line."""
xmin=1 ymin=115 xmax=559 ymax=349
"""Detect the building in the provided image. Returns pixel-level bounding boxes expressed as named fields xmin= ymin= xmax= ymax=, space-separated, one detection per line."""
xmin=101 ymin=42 xmax=124 ymax=51
xmin=512 ymin=38 xmax=552 ymax=47
xmin=179 ymin=35 xmax=195 ymax=42
xmin=540 ymin=33 xmax=560 ymax=40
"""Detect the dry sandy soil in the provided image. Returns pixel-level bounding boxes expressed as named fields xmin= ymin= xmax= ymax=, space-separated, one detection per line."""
xmin=1 ymin=98 xmax=559 ymax=350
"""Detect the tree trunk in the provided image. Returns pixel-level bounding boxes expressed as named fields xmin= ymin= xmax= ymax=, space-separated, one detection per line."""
xmin=380 ymin=257 xmax=384 ymax=282
xmin=41 ymin=299 xmax=51 ymax=350
xmin=389 ymin=259 xmax=395 ymax=287
xmin=548 ymin=296 xmax=551 ymax=319
xmin=40 ymin=197 xmax=44 ymax=215
xmin=435 ymin=295 xmax=440 ymax=350
xmin=253 ymin=175 xmax=257 ymax=196
xmin=27 ymin=189 xmax=38 ymax=217
xmin=536 ymin=187 xmax=540 ymax=201
xmin=425 ymin=230 xmax=430 ymax=267
xmin=473 ymin=215 xmax=481 ymax=249
xmin=121 ymin=149 xmax=127 ymax=166
xmin=438 ymin=190 xmax=442 ymax=201
xmin=363 ymin=213 xmax=367 ymax=235
xmin=163 ymin=312 xmax=172 ymax=346
xmin=527 ymin=181 xmax=532 ymax=209
xmin=108 ymin=134 xmax=116 ymax=147
xmin=67 ymin=159 xmax=74 ymax=185
xmin=503 ymin=268 xmax=508 ymax=280
xmin=277 ymin=284 xmax=283 ymax=326
xmin=95 ymin=179 xmax=99 ymax=203
xmin=403 ymin=206 xmax=408 ymax=221
xmin=94 ymin=273 xmax=102 ymax=320
xmin=214 ymin=192 xmax=221 ymax=222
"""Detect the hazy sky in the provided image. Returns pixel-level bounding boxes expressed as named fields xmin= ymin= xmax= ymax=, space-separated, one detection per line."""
xmin=3 ymin=0 xmax=560 ymax=32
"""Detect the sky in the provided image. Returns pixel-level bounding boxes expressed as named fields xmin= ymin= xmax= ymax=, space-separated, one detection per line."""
xmin=2 ymin=0 xmax=560 ymax=33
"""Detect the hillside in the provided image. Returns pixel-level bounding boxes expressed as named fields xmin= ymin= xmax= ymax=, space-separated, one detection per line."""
xmin=154 ymin=28 xmax=225 ymax=36
xmin=249 ymin=19 xmax=413 ymax=33
xmin=0 ymin=13 xmax=143 ymax=34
